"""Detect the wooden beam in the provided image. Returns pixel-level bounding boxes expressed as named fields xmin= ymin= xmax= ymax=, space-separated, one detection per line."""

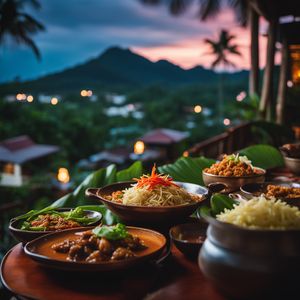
xmin=276 ymin=38 xmax=289 ymax=124
xmin=259 ymin=18 xmax=277 ymax=119
xmin=249 ymin=6 xmax=259 ymax=96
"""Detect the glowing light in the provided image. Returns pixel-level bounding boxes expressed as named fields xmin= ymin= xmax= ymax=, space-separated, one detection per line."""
xmin=87 ymin=90 xmax=93 ymax=97
xmin=194 ymin=105 xmax=202 ymax=113
xmin=134 ymin=140 xmax=145 ymax=155
xmin=236 ymin=91 xmax=247 ymax=102
xmin=287 ymin=80 xmax=294 ymax=87
xmin=16 ymin=93 xmax=26 ymax=101
xmin=27 ymin=95 xmax=34 ymax=102
xmin=57 ymin=168 xmax=70 ymax=184
xmin=223 ymin=118 xmax=231 ymax=126
xmin=81 ymin=90 xmax=87 ymax=97
xmin=297 ymin=71 xmax=300 ymax=78
xmin=16 ymin=94 xmax=23 ymax=101
xmin=183 ymin=151 xmax=189 ymax=157
xmin=51 ymin=97 xmax=58 ymax=105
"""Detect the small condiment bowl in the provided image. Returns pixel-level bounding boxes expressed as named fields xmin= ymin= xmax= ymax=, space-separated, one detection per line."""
xmin=283 ymin=156 xmax=300 ymax=175
xmin=202 ymin=167 xmax=266 ymax=192
xmin=9 ymin=208 xmax=102 ymax=245
xmin=169 ymin=222 xmax=207 ymax=258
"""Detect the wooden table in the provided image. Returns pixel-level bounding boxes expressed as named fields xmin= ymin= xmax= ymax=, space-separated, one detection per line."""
xmin=1 ymin=243 xmax=226 ymax=300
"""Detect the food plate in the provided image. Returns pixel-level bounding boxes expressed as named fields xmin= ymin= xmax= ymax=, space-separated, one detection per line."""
xmin=9 ymin=208 xmax=102 ymax=244
xmin=86 ymin=181 xmax=209 ymax=224
xmin=24 ymin=226 xmax=166 ymax=272
xmin=240 ymin=182 xmax=300 ymax=207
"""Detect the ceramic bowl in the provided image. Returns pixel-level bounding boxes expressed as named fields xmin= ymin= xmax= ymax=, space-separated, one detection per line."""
xmin=283 ymin=156 xmax=300 ymax=175
xmin=169 ymin=222 xmax=207 ymax=258
xmin=9 ymin=208 xmax=102 ymax=244
xmin=85 ymin=181 xmax=209 ymax=225
xmin=202 ymin=167 xmax=266 ymax=192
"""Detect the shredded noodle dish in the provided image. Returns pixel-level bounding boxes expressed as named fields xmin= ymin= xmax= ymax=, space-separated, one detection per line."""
xmin=107 ymin=165 xmax=201 ymax=207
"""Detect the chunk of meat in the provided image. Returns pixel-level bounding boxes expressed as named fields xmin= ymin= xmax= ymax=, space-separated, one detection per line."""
xmin=111 ymin=247 xmax=135 ymax=261
xmin=98 ymin=238 xmax=113 ymax=255
xmin=51 ymin=239 xmax=75 ymax=253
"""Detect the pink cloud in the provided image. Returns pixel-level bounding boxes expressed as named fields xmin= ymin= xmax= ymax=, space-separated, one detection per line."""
xmin=133 ymin=10 xmax=279 ymax=70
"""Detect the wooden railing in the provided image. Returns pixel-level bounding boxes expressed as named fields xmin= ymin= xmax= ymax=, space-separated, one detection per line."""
xmin=187 ymin=122 xmax=254 ymax=159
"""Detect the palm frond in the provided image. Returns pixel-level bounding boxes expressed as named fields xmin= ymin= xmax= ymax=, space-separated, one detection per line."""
xmin=227 ymin=0 xmax=248 ymax=26
xmin=198 ymin=0 xmax=221 ymax=20
xmin=170 ymin=0 xmax=190 ymax=15
xmin=139 ymin=0 xmax=161 ymax=5
xmin=19 ymin=32 xmax=40 ymax=59
xmin=222 ymin=57 xmax=236 ymax=68
xmin=228 ymin=45 xmax=242 ymax=56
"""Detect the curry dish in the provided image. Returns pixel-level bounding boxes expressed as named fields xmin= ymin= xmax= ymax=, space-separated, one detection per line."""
xmin=266 ymin=184 xmax=300 ymax=199
xmin=51 ymin=225 xmax=147 ymax=263
xmin=204 ymin=154 xmax=259 ymax=177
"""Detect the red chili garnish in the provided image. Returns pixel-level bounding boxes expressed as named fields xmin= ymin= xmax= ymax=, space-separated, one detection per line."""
xmin=133 ymin=164 xmax=179 ymax=190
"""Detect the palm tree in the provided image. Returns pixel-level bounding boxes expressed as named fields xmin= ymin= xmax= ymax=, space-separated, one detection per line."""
xmin=141 ymin=0 xmax=260 ymax=97
xmin=204 ymin=29 xmax=242 ymax=121
xmin=0 ymin=0 xmax=44 ymax=59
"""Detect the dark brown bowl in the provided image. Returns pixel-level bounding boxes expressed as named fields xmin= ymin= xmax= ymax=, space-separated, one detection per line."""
xmin=24 ymin=226 xmax=166 ymax=272
xmin=170 ymin=222 xmax=207 ymax=258
xmin=240 ymin=182 xmax=300 ymax=207
xmin=199 ymin=215 xmax=300 ymax=298
xmin=9 ymin=208 xmax=102 ymax=245
xmin=85 ymin=181 xmax=209 ymax=225
xmin=202 ymin=167 xmax=266 ymax=192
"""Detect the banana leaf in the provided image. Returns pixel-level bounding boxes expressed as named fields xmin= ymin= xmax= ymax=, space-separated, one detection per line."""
xmin=239 ymin=144 xmax=284 ymax=170
xmin=47 ymin=162 xmax=143 ymax=224
xmin=158 ymin=156 xmax=215 ymax=185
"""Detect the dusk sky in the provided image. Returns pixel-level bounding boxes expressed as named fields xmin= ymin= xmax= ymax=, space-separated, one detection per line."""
xmin=0 ymin=0 xmax=271 ymax=83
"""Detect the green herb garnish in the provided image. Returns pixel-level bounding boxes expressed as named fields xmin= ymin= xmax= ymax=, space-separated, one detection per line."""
xmin=92 ymin=223 xmax=129 ymax=241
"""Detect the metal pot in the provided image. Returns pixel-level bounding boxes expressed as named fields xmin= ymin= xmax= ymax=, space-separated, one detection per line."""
xmin=198 ymin=215 xmax=300 ymax=299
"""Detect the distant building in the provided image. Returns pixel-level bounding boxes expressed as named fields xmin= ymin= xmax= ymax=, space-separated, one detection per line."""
xmin=105 ymin=93 xmax=126 ymax=105
xmin=38 ymin=94 xmax=61 ymax=104
xmin=136 ymin=128 xmax=189 ymax=161
xmin=78 ymin=147 xmax=130 ymax=169
xmin=0 ymin=136 xmax=59 ymax=187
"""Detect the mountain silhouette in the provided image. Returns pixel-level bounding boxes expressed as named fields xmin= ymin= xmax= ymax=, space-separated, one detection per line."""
xmin=0 ymin=46 xmax=248 ymax=95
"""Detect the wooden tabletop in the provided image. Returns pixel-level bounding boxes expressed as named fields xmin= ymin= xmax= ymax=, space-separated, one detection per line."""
xmin=1 ymin=243 xmax=226 ymax=300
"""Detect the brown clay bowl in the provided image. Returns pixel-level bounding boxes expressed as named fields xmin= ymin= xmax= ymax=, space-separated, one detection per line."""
xmin=240 ymin=182 xmax=300 ymax=207
xmin=85 ymin=181 xmax=209 ymax=225
xmin=170 ymin=222 xmax=207 ymax=259
xmin=202 ymin=167 xmax=266 ymax=192
xmin=24 ymin=226 xmax=166 ymax=272
xmin=283 ymin=156 xmax=300 ymax=175
xmin=9 ymin=208 xmax=102 ymax=245
xmin=199 ymin=214 xmax=300 ymax=298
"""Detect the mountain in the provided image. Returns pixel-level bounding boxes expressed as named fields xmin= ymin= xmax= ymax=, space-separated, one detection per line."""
xmin=0 ymin=46 xmax=249 ymax=95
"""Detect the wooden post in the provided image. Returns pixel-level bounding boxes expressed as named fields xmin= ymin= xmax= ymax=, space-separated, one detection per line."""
xmin=249 ymin=7 xmax=259 ymax=96
xmin=276 ymin=38 xmax=289 ymax=124
xmin=259 ymin=19 xmax=277 ymax=120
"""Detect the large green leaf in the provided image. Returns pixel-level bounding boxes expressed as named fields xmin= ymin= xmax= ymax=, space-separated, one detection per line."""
xmin=239 ymin=144 xmax=284 ymax=169
xmin=158 ymin=156 xmax=215 ymax=185
xmin=116 ymin=161 xmax=143 ymax=182
xmin=49 ymin=162 xmax=144 ymax=224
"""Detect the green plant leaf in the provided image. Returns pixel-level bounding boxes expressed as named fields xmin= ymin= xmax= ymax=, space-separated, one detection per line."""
xmin=239 ymin=144 xmax=284 ymax=169
xmin=158 ymin=156 xmax=215 ymax=185
xmin=116 ymin=161 xmax=143 ymax=182
xmin=210 ymin=193 xmax=236 ymax=216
